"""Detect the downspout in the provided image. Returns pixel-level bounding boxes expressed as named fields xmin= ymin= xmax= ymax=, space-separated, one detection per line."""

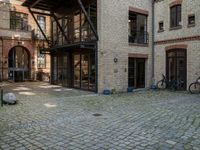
xmin=95 ymin=4 xmax=98 ymax=93
xmin=151 ymin=0 xmax=155 ymax=85
xmin=0 ymin=37 xmax=3 ymax=81
xmin=95 ymin=42 xmax=98 ymax=93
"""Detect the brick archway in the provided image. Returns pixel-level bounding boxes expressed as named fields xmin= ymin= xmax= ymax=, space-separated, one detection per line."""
xmin=165 ymin=45 xmax=187 ymax=90
xmin=165 ymin=44 xmax=188 ymax=51
xmin=8 ymin=46 xmax=31 ymax=81
xmin=169 ymin=0 xmax=183 ymax=7
xmin=3 ymin=39 xmax=34 ymax=59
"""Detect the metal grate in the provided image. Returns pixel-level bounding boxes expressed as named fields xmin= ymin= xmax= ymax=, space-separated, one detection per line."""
xmin=92 ymin=113 xmax=102 ymax=117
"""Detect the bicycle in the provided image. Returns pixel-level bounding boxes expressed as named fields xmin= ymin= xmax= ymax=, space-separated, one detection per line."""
xmin=189 ymin=76 xmax=200 ymax=94
xmin=156 ymin=74 xmax=177 ymax=90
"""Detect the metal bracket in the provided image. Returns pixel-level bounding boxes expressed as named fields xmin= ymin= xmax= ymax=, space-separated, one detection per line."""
xmin=28 ymin=7 xmax=51 ymax=46
xmin=52 ymin=13 xmax=70 ymax=43
xmin=77 ymin=0 xmax=98 ymax=41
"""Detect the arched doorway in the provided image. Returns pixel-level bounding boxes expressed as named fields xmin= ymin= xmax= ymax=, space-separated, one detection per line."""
xmin=166 ymin=49 xmax=187 ymax=90
xmin=8 ymin=46 xmax=30 ymax=82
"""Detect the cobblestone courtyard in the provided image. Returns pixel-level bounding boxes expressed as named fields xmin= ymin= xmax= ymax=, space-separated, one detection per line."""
xmin=0 ymin=82 xmax=200 ymax=150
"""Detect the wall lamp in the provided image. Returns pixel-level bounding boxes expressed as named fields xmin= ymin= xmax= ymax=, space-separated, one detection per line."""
xmin=114 ymin=57 xmax=118 ymax=63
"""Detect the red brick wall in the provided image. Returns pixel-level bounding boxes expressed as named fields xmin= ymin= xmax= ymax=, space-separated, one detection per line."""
xmin=0 ymin=0 xmax=51 ymax=81
xmin=3 ymin=39 xmax=35 ymax=59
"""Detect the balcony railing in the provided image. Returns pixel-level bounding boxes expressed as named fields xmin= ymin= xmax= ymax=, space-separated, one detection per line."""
xmin=129 ymin=30 xmax=148 ymax=44
xmin=52 ymin=27 xmax=96 ymax=46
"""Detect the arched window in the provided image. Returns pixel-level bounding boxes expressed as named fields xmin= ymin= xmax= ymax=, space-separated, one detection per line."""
xmin=170 ymin=5 xmax=181 ymax=28
xmin=8 ymin=46 xmax=30 ymax=81
xmin=166 ymin=49 xmax=186 ymax=90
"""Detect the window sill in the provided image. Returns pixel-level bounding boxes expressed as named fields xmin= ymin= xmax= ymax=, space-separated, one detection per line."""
xmin=169 ymin=25 xmax=182 ymax=31
xmin=0 ymin=27 xmax=31 ymax=33
xmin=129 ymin=43 xmax=149 ymax=47
xmin=187 ymin=24 xmax=195 ymax=28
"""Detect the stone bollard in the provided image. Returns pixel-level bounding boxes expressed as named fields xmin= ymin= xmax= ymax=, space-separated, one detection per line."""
xmin=3 ymin=93 xmax=17 ymax=105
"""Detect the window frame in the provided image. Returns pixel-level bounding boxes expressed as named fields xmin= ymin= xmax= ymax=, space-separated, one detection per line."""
xmin=37 ymin=47 xmax=46 ymax=69
xmin=10 ymin=11 xmax=28 ymax=31
xmin=128 ymin=11 xmax=148 ymax=44
xmin=188 ymin=14 xmax=195 ymax=27
xmin=37 ymin=15 xmax=46 ymax=39
xmin=170 ymin=5 xmax=182 ymax=28
xmin=158 ymin=21 xmax=164 ymax=32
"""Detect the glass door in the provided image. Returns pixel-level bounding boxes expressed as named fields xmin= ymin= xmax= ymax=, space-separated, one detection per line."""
xmin=57 ymin=56 xmax=63 ymax=85
xmin=8 ymin=46 xmax=30 ymax=82
xmin=62 ymin=55 xmax=68 ymax=87
xmin=89 ymin=53 xmax=96 ymax=90
xmin=136 ymin=59 xmax=145 ymax=88
xmin=128 ymin=58 xmax=135 ymax=87
xmin=128 ymin=58 xmax=145 ymax=88
xmin=51 ymin=56 xmax=57 ymax=83
xmin=73 ymin=53 xmax=96 ymax=91
xmin=81 ymin=54 xmax=89 ymax=90
xmin=73 ymin=54 xmax=81 ymax=88
xmin=166 ymin=49 xmax=187 ymax=90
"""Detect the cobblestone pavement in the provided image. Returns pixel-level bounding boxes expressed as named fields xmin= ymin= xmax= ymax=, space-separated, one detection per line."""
xmin=0 ymin=82 xmax=200 ymax=150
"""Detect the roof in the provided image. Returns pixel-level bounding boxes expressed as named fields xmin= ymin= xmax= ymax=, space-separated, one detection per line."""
xmin=22 ymin=0 xmax=95 ymax=15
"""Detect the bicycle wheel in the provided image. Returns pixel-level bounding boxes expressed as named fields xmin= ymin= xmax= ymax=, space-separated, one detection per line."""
xmin=157 ymin=80 xmax=166 ymax=89
xmin=189 ymin=82 xmax=200 ymax=94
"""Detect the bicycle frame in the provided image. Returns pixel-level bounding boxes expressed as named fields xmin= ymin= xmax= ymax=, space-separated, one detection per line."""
xmin=158 ymin=74 xmax=180 ymax=90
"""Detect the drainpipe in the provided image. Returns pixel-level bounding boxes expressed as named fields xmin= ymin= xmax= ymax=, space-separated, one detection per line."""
xmin=151 ymin=0 xmax=155 ymax=85
xmin=96 ymin=42 xmax=99 ymax=93
xmin=0 ymin=37 xmax=3 ymax=81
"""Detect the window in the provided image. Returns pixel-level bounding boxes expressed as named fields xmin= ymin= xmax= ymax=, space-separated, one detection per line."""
xmin=129 ymin=11 xmax=148 ymax=44
xmin=52 ymin=20 xmax=58 ymax=45
xmin=37 ymin=16 xmax=46 ymax=39
xmin=158 ymin=21 xmax=164 ymax=31
xmin=37 ymin=16 xmax=46 ymax=31
xmin=10 ymin=11 xmax=28 ymax=31
xmin=170 ymin=5 xmax=181 ymax=28
xmin=37 ymin=49 xmax=46 ymax=68
xmin=74 ymin=11 xmax=81 ymax=41
xmin=188 ymin=15 xmax=195 ymax=25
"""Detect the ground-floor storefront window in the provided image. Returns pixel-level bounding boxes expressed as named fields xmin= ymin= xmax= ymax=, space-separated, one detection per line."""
xmin=51 ymin=49 xmax=96 ymax=91
xmin=73 ymin=53 xmax=96 ymax=90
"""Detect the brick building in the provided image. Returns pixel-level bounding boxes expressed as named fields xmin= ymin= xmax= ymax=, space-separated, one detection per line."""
xmin=22 ymin=0 xmax=200 ymax=93
xmin=0 ymin=0 xmax=50 ymax=82
xmin=154 ymin=0 xmax=200 ymax=90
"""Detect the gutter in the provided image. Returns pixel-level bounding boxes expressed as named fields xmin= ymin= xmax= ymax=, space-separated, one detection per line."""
xmin=151 ymin=0 xmax=155 ymax=85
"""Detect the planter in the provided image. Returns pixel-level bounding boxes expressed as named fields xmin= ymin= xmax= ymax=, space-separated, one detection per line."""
xmin=103 ymin=89 xmax=111 ymax=95
xmin=127 ymin=87 xmax=134 ymax=93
